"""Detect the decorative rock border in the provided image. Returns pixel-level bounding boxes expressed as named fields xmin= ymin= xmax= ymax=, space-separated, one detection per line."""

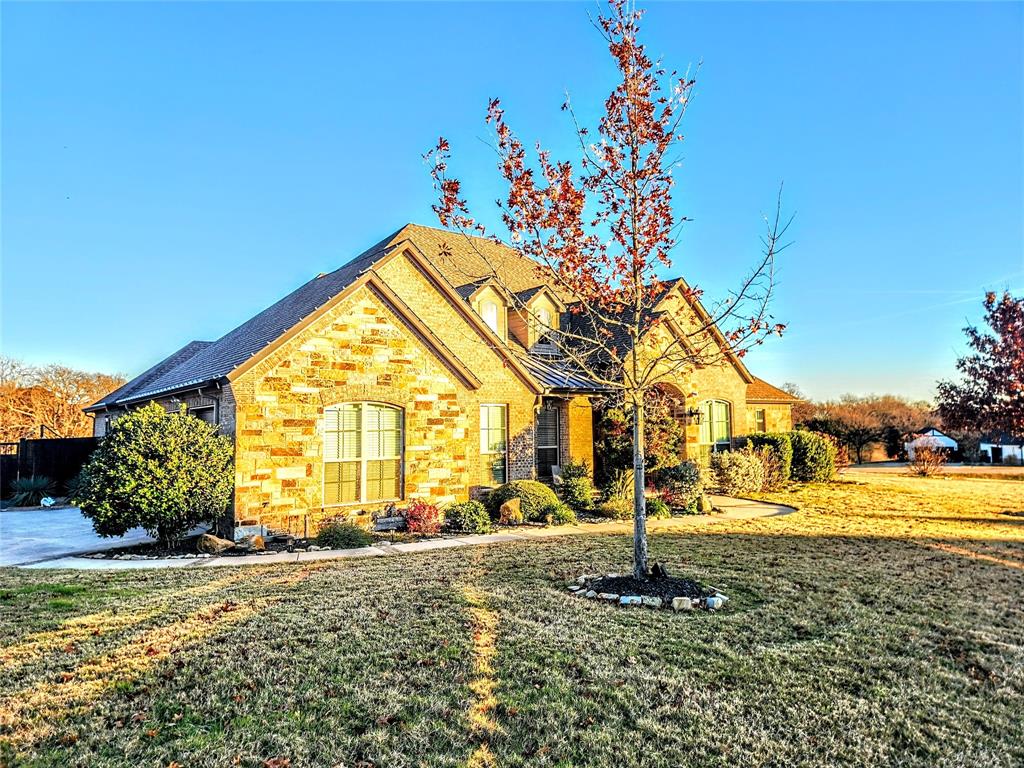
xmin=567 ymin=574 xmax=729 ymax=612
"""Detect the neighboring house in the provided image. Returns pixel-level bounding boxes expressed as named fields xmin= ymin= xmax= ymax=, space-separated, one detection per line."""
xmin=904 ymin=427 xmax=958 ymax=461
xmin=86 ymin=224 xmax=797 ymax=537
xmin=979 ymin=434 xmax=1024 ymax=465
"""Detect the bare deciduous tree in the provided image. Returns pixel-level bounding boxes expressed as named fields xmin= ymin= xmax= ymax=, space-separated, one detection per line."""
xmin=427 ymin=0 xmax=788 ymax=577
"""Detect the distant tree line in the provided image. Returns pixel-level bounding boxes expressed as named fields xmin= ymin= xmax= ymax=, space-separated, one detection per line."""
xmin=0 ymin=357 xmax=125 ymax=443
xmin=781 ymin=385 xmax=935 ymax=464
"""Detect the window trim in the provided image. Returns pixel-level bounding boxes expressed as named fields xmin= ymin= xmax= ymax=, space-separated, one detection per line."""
xmin=479 ymin=403 xmax=508 ymax=486
xmin=754 ymin=408 xmax=767 ymax=433
xmin=481 ymin=300 xmax=501 ymax=335
xmin=698 ymin=399 xmax=732 ymax=457
xmin=323 ymin=401 xmax=404 ymax=507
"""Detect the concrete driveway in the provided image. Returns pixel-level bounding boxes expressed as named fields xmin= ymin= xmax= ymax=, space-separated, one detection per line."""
xmin=0 ymin=507 xmax=159 ymax=567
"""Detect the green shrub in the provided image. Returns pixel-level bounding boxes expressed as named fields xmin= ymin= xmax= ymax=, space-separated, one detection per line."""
xmin=645 ymin=496 xmax=671 ymax=519
xmin=541 ymin=502 xmax=577 ymax=526
xmin=316 ymin=520 xmax=373 ymax=549
xmin=76 ymin=403 xmax=233 ymax=546
xmin=405 ymin=500 xmax=441 ymax=534
xmin=595 ymin=497 xmax=632 ymax=520
xmin=750 ymin=444 xmax=786 ymax=490
xmin=443 ymin=501 xmax=491 ymax=534
xmin=656 ymin=461 xmax=703 ymax=508
xmin=486 ymin=480 xmax=559 ymax=523
xmin=561 ymin=459 xmax=590 ymax=482
xmin=745 ymin=432 xmax=793 ymax=482
xmin=561 ymin=477 xmax=594 ymax=511
xmin=8 ymin=476 xmax=56 ymax=507
xmin=789 ymin=430 xmax=837 ymax=482
xmin=709 ymin=449 xmax=765 ymax=495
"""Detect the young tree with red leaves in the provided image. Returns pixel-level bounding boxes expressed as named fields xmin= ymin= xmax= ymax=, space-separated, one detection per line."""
xmin=426 ymin=0 xmax=788 ymax=578
xmin=937 ymin=291 xmax=1024 ymax=437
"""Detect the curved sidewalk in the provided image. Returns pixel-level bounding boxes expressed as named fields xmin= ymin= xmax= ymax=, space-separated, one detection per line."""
xmin=18 ymin=495 xmax=794 ymax=571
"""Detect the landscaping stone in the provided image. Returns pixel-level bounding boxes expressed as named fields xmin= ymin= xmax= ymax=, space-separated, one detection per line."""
xmin=671 ymin=597 xmax=693 ymax=612
xmin=197 ymin=533 xmax=235 ymax=555
xmin=641 ymin=596 xmax=663 ymax=609
xmin=705 ymin=596 xmax=724 ymax=610
xmin=498 ymin=497 xmax=522 ymax=525
xmin=568 ymin=584 xmax=581 ymax=592
xmin=585 ymin=590 xmax=597 ymax=599
xmin=249 ymin=535 xmax=266 ymax=551
xmin=598 ymin=592 xmax=619 ymax=602
xmin=619 ymin=595 xmax=642 ymax=606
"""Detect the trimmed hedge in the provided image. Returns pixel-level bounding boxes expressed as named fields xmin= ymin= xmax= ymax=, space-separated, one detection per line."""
xmin=789 ymin=430 xmax=837 ymax=482
xmin=541 ymin=502 xmax=577 ymax=526
xmin=316 ymin=520 xmax=373 ymax=549
xmin=656 ymin=460 xmax=703 ymax=509
xmin=487 ymin=480 xmax=559 ymax=523
xmin=709 ymin=450 xmax=765 ymax=495
xmin=746 ymin=432 xmax=793 ymax=482
xmin=443 ymin=501 xmax=491 ymax=534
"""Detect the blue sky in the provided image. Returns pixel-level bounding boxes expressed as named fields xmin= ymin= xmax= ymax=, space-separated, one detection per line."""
xmin=2 ymin=1 xmax=1021 ymax=401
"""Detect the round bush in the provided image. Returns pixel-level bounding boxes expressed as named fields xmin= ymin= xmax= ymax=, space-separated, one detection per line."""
xmin=316 ymin=520 xmax=373 ymax=549
xmin=645 ymin=496 xmax=671 ymax=519
xmin=541 ymin=502 xmax=577 ymax=526
xmin=405 ymin=499 xmax=441 ymax=535
xmin=486 ymin=480 xmax=559 ymax=523
xmin=789 ymin=430 xmax=837 ymax=482
xmin=709 ymin=450 xmax=765 ymax=496
xmin=656 ymin=460 xmax=703 ymax=508
xmin=443 ymin=500 xmax=491 ymax=534
xmin=76 ymin=402 xmax=233 ymax=546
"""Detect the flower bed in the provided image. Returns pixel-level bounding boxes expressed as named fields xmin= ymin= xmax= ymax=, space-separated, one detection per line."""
xmin=568 ymin=572 xmax=728 ymax=611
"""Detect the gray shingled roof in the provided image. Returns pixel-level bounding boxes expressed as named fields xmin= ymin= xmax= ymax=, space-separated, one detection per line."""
xmin=89 ymin=229 xmax=400 ymax=408
xmin=87 ymin=340 xmax=213 ymax=410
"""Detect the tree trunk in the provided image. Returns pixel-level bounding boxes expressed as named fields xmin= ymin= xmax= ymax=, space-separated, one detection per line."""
xmin=632 ymin=397 xmax=648 ymax=579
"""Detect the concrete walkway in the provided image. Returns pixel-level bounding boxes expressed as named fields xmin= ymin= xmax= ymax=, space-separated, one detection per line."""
xmin=18 ymin=495 xmax=794 ymax=571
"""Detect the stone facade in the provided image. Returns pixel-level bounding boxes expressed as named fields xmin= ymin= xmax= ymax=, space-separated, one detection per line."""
xmin=745 ymin=403 xmax=793 ymax=436
xmin=229 ymin=254 xmax=543 ymax=535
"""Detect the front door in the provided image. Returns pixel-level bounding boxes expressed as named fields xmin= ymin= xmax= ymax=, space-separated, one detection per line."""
xmin=536 ymin=406 xmax=560 ymax=478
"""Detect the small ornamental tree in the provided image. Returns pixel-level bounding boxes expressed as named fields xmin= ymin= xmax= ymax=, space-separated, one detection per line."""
xmin=937 ymin=291 xmax=1024 ymax=438
xmin=426 ymin=0 xmax=787 ymax=577
xmin=77 ymin=402 xmax=233 ymax=546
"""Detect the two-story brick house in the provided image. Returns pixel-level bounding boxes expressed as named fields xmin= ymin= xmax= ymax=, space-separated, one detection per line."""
xmin=86 ymin=224 xmax=798 ymax=537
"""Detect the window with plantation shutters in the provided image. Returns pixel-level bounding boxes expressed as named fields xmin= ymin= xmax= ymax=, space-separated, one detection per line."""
xmin=324 ymin=403 xmax=403 ymax=505
xmin=535 ymin=405 xmax=560 ymax=478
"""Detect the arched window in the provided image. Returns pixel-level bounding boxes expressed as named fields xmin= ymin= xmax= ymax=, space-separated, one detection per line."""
xmin=482 ymin=300 xmax=500 ymax=334
xmin=324 ymin=402 xmax=403 ymax=505
xmin=699 ymin=400 xmax=732 ymax=462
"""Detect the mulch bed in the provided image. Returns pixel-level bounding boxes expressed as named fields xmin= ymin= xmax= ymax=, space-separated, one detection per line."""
xmin=588 ymin=574 xmax=714 ymax=602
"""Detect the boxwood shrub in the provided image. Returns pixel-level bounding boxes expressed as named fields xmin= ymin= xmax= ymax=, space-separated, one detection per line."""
xmin=443 ymin=500 xmax=491 ymax=534
xmin=541 ymin=501 xmax=577 ymax=526
xmin=789 ymin=430 xmax=837 ymax=482
xmin=745 ymin=432 xmax=793 ymax=483
xmin=486 ymin=480 xmax=559 ymax=523
xmin=709 ymin=450 xmax=765 ymax=496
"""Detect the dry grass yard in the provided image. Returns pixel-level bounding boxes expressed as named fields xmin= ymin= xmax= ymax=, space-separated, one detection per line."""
xmin=1 ymin=474 xmax=1022 ymax=767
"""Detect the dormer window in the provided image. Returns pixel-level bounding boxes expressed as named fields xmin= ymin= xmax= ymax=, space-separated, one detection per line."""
xmin=482 ymin=300 xmax=500 ymax=334
xmin=536 ymin=306 xmax=552 ymax=329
